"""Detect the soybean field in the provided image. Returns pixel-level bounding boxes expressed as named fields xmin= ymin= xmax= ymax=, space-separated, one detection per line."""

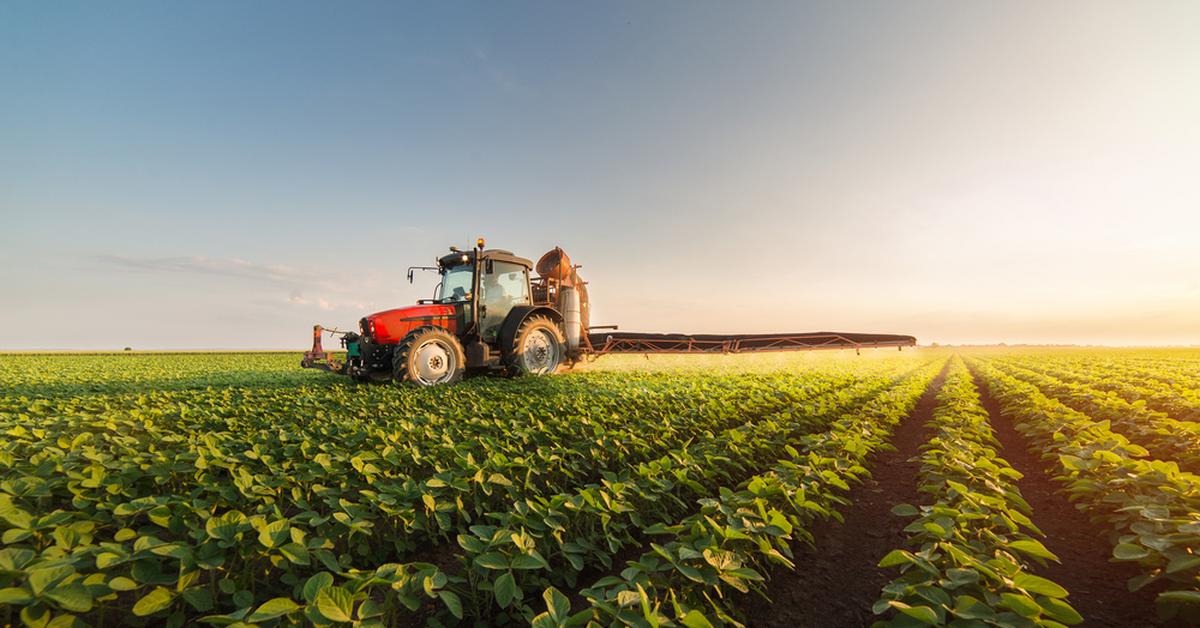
xmin=2 ymin=349 xmax=1200 ymax=627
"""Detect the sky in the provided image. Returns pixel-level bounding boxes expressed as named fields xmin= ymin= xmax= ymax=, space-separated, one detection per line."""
xmin=3 ymin=1 xmax=1199 ymax=349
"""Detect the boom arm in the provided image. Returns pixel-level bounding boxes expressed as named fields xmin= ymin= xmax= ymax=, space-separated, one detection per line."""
xmin=586 ymin=331 xmax=916 ymax=356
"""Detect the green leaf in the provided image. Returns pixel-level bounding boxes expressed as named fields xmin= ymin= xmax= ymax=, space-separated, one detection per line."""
xmin=543 ymin=586 xmax=571 ymax=619
xmin=0 ymin=498 xmax=32 ymax=529
xmin=878 ymin=549 xmax=913 ymax=568
xmin=1000 ymin=592 xmax=1042 ymax=618
xmin=493 ymin=572 xmax=517 ymax=608
xmin=891 ymin=503 xmax=919 ymax=517
xmin=247 ymin=597 xmax=301 ymax=622
xmin=0 ymin=587 xmax=34 ymax=605
xmin=108 ymin=577 xmax=138 ymax=592
xmin=1040 ymin=597 xmax=1083 ymax=625
xmin=1059 ymin=454 xmax=1087 ymax=470
xmin=922 ymin=521 xmax=948 ymax=536
xmin=257 ymin=519 xmax=289 ymax=549
xmin=133 ymin=587 xmax=176 ymax=617
xmin=1113 ymin=543 xmax=1150 ymax=561
xmin=279 ymin=542 xmax=310 ymax=565
xmin=893 ymin=602 xmax=939 ymax=625
xmin=204 ymin=512 xmax=242 ymax=542
xmin=475 ymin=552 xmax=509 ymax=570
xmin=1159 ymin=590 xmax=1200 ymax=606
xmin=182 ymin=588 xmax=214 ymax=612
xmin=2 ymin=529 xmax=30 ymax=544
xmin=358 ymin=598 xmax=384 ymax=619
xmin=511 ymin=553 xmax=549 ymax=570
xmin=439 ymin=590 xmax=463 ymax=619
xmin=1166 ymin=555 xmax=1200 ymax=575
xmin=680 ymin=609 xmax=715 ymax=628
xmin=457 ymin=535 xmax=487 ymax=554
xmin=20 ymin=605 xmax=51 ymax=628
xmin=94 ymin=553 xmax=124 ymax=570
xmin=423 ymin=572 xmax=448 ymax=596
xmin=233 ymin=589 xmax=254 ymax=608
xmin=1008 ymin=539 xmax=1058 ymax=562
xmin=27 ymin=566 xmax=73 ymax=596
xmin=952 ymin=595 xmax=995 ymax=620
xmin=1013 ymin=573 xmax=1069 ymax=598
xmin=44 ymin=583 xmax=90 ymax=614
xmin=315 ymin=586 xmax=354 ymax=623
xmin=303 ymin=572 xmax=334 ymax=603
xmin=946 ymin=568 xmax=979 ymax=585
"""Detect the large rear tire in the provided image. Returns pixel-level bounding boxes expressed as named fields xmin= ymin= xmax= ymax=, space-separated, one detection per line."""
xmin=505 ymin=315 xmax=565 ymax=377
xmin=393 ymin=326 xmax=466 ymax=386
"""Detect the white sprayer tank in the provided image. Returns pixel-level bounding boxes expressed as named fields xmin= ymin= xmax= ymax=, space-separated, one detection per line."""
xmin=561 ymin=287 xmax=582 ymax=352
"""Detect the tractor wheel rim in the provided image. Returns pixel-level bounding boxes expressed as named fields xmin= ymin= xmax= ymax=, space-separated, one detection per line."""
xmin=521 ymin=329 xmax=558 ymax=374
xmin=414 ymin=340 xmax=456 ymax=384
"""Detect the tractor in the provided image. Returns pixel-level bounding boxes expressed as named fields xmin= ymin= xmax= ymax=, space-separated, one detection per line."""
xmin=302 ymin=238 xmax=917 ymax=386
xmin=303 ymin=239 xmax=588 ymax=385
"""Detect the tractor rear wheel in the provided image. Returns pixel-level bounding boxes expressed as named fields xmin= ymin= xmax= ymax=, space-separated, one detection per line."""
xmin=506 ymin=315 xmax=565 ymax=376
xmin=392 ymin=326 xmax=466 ymax=386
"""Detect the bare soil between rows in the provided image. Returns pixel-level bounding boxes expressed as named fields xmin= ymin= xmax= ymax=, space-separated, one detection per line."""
xmin=972 ymin=368 xmax=1175 ymax=627
xmin=738 ymin=365 xmax=948 ymax=627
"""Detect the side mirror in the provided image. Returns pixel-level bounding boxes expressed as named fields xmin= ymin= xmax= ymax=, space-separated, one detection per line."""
xmin=485 ymin=260 xmax=495 ymax=274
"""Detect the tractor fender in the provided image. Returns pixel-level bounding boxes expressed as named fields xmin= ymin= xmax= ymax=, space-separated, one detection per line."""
xmin=498 ymin=306 xmax=562 ymax=357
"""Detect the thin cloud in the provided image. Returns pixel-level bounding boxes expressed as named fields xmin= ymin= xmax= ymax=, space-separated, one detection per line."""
xmin=99 ymin=254 xmax=302 ymax=283
xmin=95 ymin=254 xmax=376 ymax=292
xmin=95 ymin=254 xmax=383 ymax=312
xmin=287 ymin=290 xmax=365 ymax=312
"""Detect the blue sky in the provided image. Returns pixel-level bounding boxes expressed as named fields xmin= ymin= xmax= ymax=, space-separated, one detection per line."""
xmin=3 ymin=2 xmax=1200 ymax=348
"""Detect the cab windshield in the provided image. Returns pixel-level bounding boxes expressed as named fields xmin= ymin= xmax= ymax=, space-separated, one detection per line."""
xmin=438 ymin=265 xmax=474 ymax=303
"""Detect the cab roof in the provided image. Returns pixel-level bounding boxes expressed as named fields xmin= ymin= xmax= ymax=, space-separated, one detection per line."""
xmin=438 ymin=249 xmax=533 ymax=270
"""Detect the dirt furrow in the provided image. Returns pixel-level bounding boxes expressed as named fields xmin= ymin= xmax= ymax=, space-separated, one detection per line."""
xmin=971 ymin=368 xmax=1168 ymax=627
xmin=739 ymin=366 xmax=947 ymax=627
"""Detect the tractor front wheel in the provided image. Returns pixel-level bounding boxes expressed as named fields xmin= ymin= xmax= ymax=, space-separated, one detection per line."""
xmin=506 ymin=315 xmax=565 ymax=377
xmin=392 ymin=326 xmax=466 ymax=386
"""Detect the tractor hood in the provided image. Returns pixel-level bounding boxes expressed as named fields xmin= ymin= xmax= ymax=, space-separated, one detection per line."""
xmin=362 ymin=304 xmax=458 ymax=345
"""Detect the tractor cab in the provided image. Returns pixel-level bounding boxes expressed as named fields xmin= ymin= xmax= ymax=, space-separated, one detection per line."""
xmin=433 ymin=248 xmax=534 ymax=343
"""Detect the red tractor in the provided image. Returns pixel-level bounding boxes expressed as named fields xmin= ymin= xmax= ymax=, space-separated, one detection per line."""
xmin=304 ymin=239 xmax=589 ymax=385
xmin=302 ymin=238 xmax=916 ymax=386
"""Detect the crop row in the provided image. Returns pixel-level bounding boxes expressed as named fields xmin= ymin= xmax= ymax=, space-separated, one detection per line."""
xmin=968 ymin=358 xmax=1200 ymax=624
xmin=0 ymin=353 xmax=314 ymax=398
xmin=982 ymin=359 xmax=1200 ymax=471
xmin=873 ymin=357 xmax=1080 ymax=627
xmin=566 ymin=358 xmax=948 ymax=626
xmin=986 ymin=354 xmax=1200 ymax=422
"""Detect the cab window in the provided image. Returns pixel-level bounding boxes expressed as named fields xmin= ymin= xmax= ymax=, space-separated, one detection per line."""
xmin=480 ymin=261 xmax=530 ymax=340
